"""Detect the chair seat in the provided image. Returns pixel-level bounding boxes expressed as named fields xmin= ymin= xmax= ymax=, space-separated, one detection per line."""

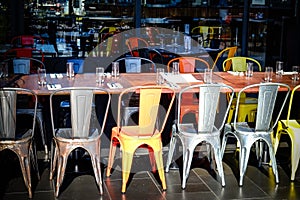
xmin=56 ymin=128 xmax=99 ymax=140
xmin=178 ymin=123 xmax=219 ymax=136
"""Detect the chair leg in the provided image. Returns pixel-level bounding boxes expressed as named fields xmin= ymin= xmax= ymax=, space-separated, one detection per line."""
xmin=91 ymin=154 xmax=103 ymax=195
xmin=239 ymin=144 xmax=252 ymax=186
xmin=182 ymin=147 xmax=193 ymax=189
xmin=165 ymin=134 xmax=177 ymax=172
xmin=153 ymin=149 xmax=166 ymax=191
xmin=30 ymin=142 xmax=40 ymax=180
xmin=121 ymin=151 xmax=134 ymax=193
xmin=214 ymin=147 xmax=225 ymax=187
xmin=106 ymin=139 xmax=117 ymax=177
xmin=267 ymin=140 xmax=279 ymax=184
xmin=19 ymin=155 xmax=32 ymax=198
xmin=290 ymin=138 xmax=300 ymax=181
xmin=55 ymin=155 xmax=68 ymax=197
xmin=50 ymin=140 xmax=58 ymax=180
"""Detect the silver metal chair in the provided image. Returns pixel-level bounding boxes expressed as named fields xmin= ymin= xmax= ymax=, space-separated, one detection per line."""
xmin=0 ymin=88 xmax=40 ymax=198
xmin=221 ymin=82 xmax=291 ymax=186
xmin=115 ymin=57 xmax=157 ymax=125
xmin=49 ymin=87 xmax=111 ymax=197
xmin=165 ymin=83 xmax=235 ymax=188
xmin=2 ymin=57 xmax=48 ymax=155
xmin=115 ymin=56 xmax=157 ymax=73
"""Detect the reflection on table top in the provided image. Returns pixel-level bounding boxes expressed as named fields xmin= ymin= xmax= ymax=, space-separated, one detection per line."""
xmin=13 ymin=72 xmax=297 ymax=95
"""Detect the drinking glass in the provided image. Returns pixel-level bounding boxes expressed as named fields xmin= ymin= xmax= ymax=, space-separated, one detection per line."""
xmin=96 ymin=67 xmax=105 ymax=84
xmin=156 ymin=68 xmax=165 ymax=85
xmin=38 ymin=68 xmax=47 ymax=85
xmin=245 ymin=62 xmax=254 ymax=77
xmin=264 ymin=67 xmax=273 ymax=82
xmin=66 ymin=62 xmax=74 ymax=77
xmin=172 ymin=62 xmax=179 ymax=75
xmin=111 ymin=62 xmax=119 ymax=78
xmin=204 ymin=68 xmax=213 ymax=83
xmin=275 ymin=61 xmax=284 ymax=76
xmin=292 ymin=66 xmax=300 ymax=81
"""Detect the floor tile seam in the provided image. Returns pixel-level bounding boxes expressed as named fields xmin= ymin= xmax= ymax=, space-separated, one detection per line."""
xmin=102 ymin=180 xmax=113 ymax=200
xmin=147 ymin=171 xmax=167 ymax=199
xmin=191 ymin=169 xmax=221 ymax=200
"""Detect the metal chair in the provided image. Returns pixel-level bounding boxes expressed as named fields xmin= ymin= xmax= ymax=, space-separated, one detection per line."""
xmin=222 ymin=56 xmax=262 ymax=72
xmin=167 ymin=56 xmax=210 ymax=123
xmin=1 ymin=57 xmax=48 ymax=154
xmin=106 ymin=85 xmax=176 ymax=193
xmin=114 ymin=57 xmax=157 ymax=126
xmin=49 ymin=87 xmax=111 ymax=197
xmin=167 ymin=56 xmax=210 ymax=73
xmin=212 ymin=46 xmax=237 ymax=70
xmin=165 ymin=83 xmax=235 ymax=188
xmin=221 ymin=83 xmax=290 ymax=186
xmin=273 ymin=84 xmax=300 ymax=181
xmin=223 ymin=56 xmax=262 ymax=124
xmin=125 ymin=37 xmax=149 ymax=57
xmin=115 ymin=56 xmax=157 ymax=73
xmin=0 ymin=88 xmax=40 ymax=198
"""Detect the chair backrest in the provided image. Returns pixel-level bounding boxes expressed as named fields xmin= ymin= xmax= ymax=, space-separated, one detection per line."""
xmin=126 ymin=37 xmax=149 ymax=57
xmin=212 ymin=46 xmax=237 ymax=70
xmin=50 ymin=87 xmax=111 ymax=138
xmin=222 ymin=56 xmax=262 ymax=72
xmin=117 ymin=85 xmax=175 ymax=136
xmin=11 ymin=35 xmax=44 ymax=48
xmin=2 ymin=57 xmax=45 ymax=75
xmin=0 ymin=88 xmax=37 ymax=139
xmin=234 ymin=83 xmax=290 ymax=132
xmin=4 ymin=48 xmax=45 ymax=62
xmin=285 ymin=84 xmax=300 ymax=125
xmin=178 ymin=83 xmax=234 ymax=133
xmin=167 ymin=57 xmax=210 ymax=73
xmin=115 ymin=56 xmax=156 ymax=73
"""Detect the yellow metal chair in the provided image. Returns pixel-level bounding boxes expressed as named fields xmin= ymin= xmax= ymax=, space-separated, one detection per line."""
xmin=106 ymin=85 xmax=176 ymax=193
xmin=273 ymin=84 xmax=300 ymax=181
xmin=223 ymin=56 xmax=262 ymax=123
xmin=191 ymin=26 xmax=214 ymax=47
xmin=212 ymin=46 xmax=237 ymax=70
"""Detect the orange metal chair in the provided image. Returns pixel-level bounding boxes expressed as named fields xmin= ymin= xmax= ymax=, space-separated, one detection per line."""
xmin=125 ymin=37 xmax=149 ymax=57
xmin=212 ymin=46 xmax=237 ymax=70
xmin=106 ymin=85 xmax=176 ymax=193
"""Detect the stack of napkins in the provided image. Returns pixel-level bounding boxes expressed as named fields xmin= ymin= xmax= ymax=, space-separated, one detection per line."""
xmin=50 ymin=73 xmax=64 ymax=79
xmin=47 ymin=84 xmax=62 ymax=90
xmin=107 ymin=82 xmax=123 ymax=89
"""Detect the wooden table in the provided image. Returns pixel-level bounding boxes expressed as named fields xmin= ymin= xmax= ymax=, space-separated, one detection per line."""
xmin=14 ymin=72 xmax=298 ymax=95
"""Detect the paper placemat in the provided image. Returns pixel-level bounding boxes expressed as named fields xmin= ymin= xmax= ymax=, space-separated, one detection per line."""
xmin=107 ymin=82 xmax=123 ymax=89
xmin=162 ymin=73 xmax=201 ymax=84
xmin=50 ymin=73 xmax=64 ymax=79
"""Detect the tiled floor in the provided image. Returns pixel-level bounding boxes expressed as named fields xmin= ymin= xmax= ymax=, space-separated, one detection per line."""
xmin=1 ymin=144 xmax=300 ymax=200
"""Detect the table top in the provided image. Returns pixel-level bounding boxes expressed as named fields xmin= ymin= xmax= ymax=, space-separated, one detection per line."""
xmin=13 ymin=71 xmax=298 ymax=95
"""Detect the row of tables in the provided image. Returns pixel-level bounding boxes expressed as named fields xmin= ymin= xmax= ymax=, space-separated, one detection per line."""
xmin=13 ymin=72 xmax=298 ymax=95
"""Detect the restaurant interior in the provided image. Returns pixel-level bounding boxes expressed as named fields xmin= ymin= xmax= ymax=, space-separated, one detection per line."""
xmin=1 ymin=0 xmax=300 ymax=199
